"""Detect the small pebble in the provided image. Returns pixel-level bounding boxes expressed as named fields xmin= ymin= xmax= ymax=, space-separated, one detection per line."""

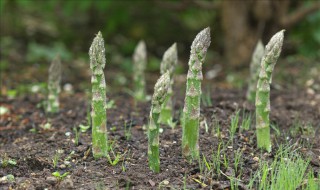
xmin=59 ymin=164 xmax=66 ymax=169
xmin=58 ymin=177 xmax=74 ymax=189
xmin=253 ymin=156 xmax=259 ymax=162
xmin=162 ymin=179 xmax=169 ymax=185
xmin=46 ymin=176 xmax=57 ymax=185
xmin=149 ymin=179 xmax=155 ymax=187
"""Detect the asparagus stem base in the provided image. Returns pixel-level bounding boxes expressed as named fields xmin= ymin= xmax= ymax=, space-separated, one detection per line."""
xmin=148 ymin=113 xmax=160 ymax=172
xmin=256 ymin=127 xmax=271 ymax=152
xmin=182 ymin=118 xmax=199 ymax=159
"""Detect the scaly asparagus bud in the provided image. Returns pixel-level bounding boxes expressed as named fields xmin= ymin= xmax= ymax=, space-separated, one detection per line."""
xmin=148 ymin=71 xmax=170 ymax=172
xmin=47 ymin=55 xmax=61 ymax=113
xmin=159 ymin=43 xmax=178 ymax=124
xmin=89 ymin=31 xmax=108 ymax=158
xmin=133 ymin=40 xmax=147 ymax=101
xmin=256 ymin=30 xmax=285 ymax=152
xmin=247 ymin=40 xmax=265 ymax=102
xmin=182 ymin=27 xmax=211 ymax=159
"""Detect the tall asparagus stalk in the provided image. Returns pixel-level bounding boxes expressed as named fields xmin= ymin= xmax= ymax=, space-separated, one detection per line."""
xmin=47 ymin=55 xmax=61 ymax=113
xmin=256 ymin=30 xmax=285 ymax=152
xmin=89 ymin=31 xmax=108 ymax=158
xmin=247 ymin=40 xmax=265 ymax=102
xmin=148 ymin=71 xmax=170 ymax=172
xmin=133 ymin=40 xmax=147 ymax=101
xmin=182 ymin=27 xmax=211 ymax=159
xmin=159 ymin=43 xmax=178 ymax=125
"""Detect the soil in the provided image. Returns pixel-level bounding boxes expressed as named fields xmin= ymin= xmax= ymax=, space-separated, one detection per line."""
xmin=1 ymin=82 xmax=320 ymax=189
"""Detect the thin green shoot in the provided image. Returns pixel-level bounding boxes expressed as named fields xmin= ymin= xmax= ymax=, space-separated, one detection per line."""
xmin=290 ymin=119 xmax=302 ymax=137
xmin=124 ymin=120 xmax=132 ymax=141
xmin=201 ymin=119 xmax=209 ymax=134
xmin=211 ymin=116 xmax=221 ymax=139
xmin=202 ymin=154 xmax=211 ymax=171
xmin=270 ymin=123 xmax=281 ymax=137
xmin=305 ymin=169 xmax=319 ymax=190
xmin=301 ymin=123 xmax=316 ymax=138
xmin=240 ymin=112 xmax=251 ymax=132
xmin=121 ymin=160 xmax=126 ymax=172
xmin=251 ymin=145 xmax=310 ymax=190
xmin=229 ymin=173 xmax=239 ymax=190
xmin=183 ymin=172 xmax=187 ymax=190
xmin=233 ymin=149 xmax=242 ymax=174
xmin=106 ymin=152 xmax=122 ymax=166
xmin=167 ymin=119 xmax=177 ymax=129
xmin=64 ymin=151 xmax=75 ymax=162
xmin=247 ymin=171 xmax=258 ymax=190
xmin=52 ymin=171 xmax=69 ymax=181
xmin=230 ymin=110 xmax=240 ymax=139
xmin=201 ymin=89 xmax=212 ymax=107
xmin=73 ymin=127 xmax=80 ymax=146
xmin=222 ymin=152 xmax=229 ymax=169
xmin=52 ymin=149 xmax=63 ymax=168
xmin=106 ymin=143 xmax=126 ymax=166
xmin=79 ymin=124 xmax=90 ymax=133
xmin=211 ymin=143 xmax=222 ymax=178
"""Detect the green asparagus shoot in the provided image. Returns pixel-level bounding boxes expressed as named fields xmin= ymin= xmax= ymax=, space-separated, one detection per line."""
xmin=247 ymin=40 xmax=265 ymax=102
xmin=148 ymin=71 xmax=170 ymax=172
xmin=159 ymin=43 xmax=178 ymax=125
xmin=89 ymin=31 xmax=108 ymax=158
xmin=182 ymin=27 xmax=211 ymax=159
xmin=133 ymin=40 xmax=147 ymax=101
xmin=256 ymin=30 xmax=285 ymax=152
xmin=47 ymin=55 xmax=61 ymax=113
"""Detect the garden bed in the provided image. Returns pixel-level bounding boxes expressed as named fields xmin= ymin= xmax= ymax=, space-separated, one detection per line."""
xmin=1 ymin=85 xmax=319 ymax=189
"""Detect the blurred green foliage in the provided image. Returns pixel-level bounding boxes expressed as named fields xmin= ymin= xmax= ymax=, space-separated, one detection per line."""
xmin=290 ymin=11 xmax=320 ymax=58
xmin=0 ymin=0 xmax=319 ymax=75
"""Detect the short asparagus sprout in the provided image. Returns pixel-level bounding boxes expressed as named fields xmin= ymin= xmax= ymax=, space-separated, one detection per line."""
xmin=89 ymin=31 xmax=108 ymax=158
xmin=256 ymin=30 xmax=285 ymax=152
xmin=47 ymin=55 xmax=61 ymax=113
xmin=148 ymin=71 xmax=170 ymax=172
xmin=133 ymin=40 xmax=147 ymax=101
xmin=182 ymin=27 xmax=211 ymax=159
xmin=247 ymin=40 xmax=265 ymax=102
xmin=159 ymin=43 xmax=178 ymax=125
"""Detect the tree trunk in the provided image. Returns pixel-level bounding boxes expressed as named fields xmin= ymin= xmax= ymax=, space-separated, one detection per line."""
xmin=220 ymin=0 xmax=320 ymax=67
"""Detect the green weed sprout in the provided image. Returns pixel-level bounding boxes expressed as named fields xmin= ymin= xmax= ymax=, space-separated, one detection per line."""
xmin=1 ymin=153 xmax=16 ymax=168
xmin=52 ymin=171 xmax=69 ymax=181
xmin=148 ymin=71 xmax=170 ymax=172
xmin=247 ymin=40 xmax=265 ymax=102
xmin=133 ymin=40 xmax=147 ymax=101
xmin=255 ymin=30 xmax=284 ymax=152
xmin=182 ymin=27 xmax=211 ymax=159
xmin=47 ymin=55 xmax=61 ymax=113
xmin=89 ymin=31 xmax=108 ymax=158
xmin=159 ymin=43 xmax=178 ymax=125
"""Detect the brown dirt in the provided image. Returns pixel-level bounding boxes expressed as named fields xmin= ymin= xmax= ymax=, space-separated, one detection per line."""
xmin=0 ymin=86 xmax=319 ymax=190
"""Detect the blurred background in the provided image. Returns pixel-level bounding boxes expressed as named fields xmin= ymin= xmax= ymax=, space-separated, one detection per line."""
xmin=1 ymin=0 xmax=319 ymax=95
